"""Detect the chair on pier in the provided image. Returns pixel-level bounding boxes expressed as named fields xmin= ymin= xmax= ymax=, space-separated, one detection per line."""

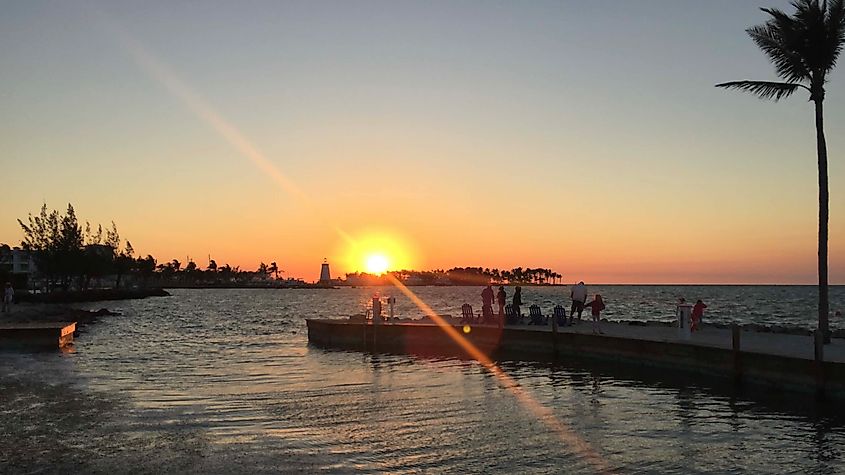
xmin=504 ymin=304 xmax=520 ymax=325
xmin=528 ymin=305 xmax=547 ymax=325
xmin=553 ymin=305 xmax=568 ymax=327
xmin=481 ymin=305 xmax=496 ymax=324
xmin=460 ymin=304 xmax=478 ymax=324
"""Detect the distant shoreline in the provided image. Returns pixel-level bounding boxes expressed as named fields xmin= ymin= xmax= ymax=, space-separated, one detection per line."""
xmin=18 ymin=287 xmax=170 ymax=304
xmin=167 ymin=283 xmax=844 ymax=288
xmin=161 ymin=283 xmax=337 ymax=290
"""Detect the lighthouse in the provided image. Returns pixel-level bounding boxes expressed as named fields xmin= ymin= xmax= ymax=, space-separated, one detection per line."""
xmin=319 ymin=259 xmax=332 ymax=284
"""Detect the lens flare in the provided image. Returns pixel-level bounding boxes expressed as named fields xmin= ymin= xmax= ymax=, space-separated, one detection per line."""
xmin=102 ymin=19 xmax=609 ymax=472
xmin=385 ymin=274 xmax=612 ymax=473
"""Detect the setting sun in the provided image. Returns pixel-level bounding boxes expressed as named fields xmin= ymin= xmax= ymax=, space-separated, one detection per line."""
xmin=365 ymin=254 xmax=390 ymax=274
xmin=338 ymin=229 xmax=418 ymax=275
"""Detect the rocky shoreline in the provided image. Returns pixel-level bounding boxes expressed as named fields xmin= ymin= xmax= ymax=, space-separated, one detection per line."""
xmin=16 ymin=287 xmax=169 ymax=304
xmin=1 ymin=303 xmax=120 ymax=325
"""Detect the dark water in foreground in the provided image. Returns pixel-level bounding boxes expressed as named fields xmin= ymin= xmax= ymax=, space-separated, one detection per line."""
xmin=2 ymin=286 xmax=845 ymax=474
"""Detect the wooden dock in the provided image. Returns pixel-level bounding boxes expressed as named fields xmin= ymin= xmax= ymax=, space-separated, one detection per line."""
xmin=306 ymin=318 xmax=845 ymax=399
xmin=0 ymin=322 xmax=76 ymax=350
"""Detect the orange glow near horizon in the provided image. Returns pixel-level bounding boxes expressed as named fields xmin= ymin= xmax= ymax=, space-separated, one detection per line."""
xmin=340 ymin=230 xmax=417 ymax=275
xmin=1 ymin=4 xmax=844 ymax=285
xmin=6 ymin=20 xmax=843 ymax=283
xmin=365 ymin=254 xmax=390 ymax=275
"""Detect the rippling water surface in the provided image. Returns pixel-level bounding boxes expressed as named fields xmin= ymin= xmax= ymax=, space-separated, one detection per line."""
xmin=2 ymin=286 xmax=844 ymax=474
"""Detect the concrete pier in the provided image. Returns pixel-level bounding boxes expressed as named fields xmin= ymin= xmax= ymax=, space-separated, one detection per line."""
xmin=0 ymin=322 xmax=76 ymax=350
xmin=306 ymin=318 xmax=845 ymax=399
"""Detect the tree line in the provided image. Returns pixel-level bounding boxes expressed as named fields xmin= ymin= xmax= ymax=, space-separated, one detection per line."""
xmin=3 ymin=203 xmax=292 ymax=292
xmin=345 ymin=266 xmax=563 ymax=286
xmin=13 ymin=203 xmax=139 ymax=291
xmin=450 ymin=267 xmax=563 ymax=285
xmin=154 ymin=258 xmax=287 ymax=286
xmin=6 ymin=203 xmax=560 ymax=290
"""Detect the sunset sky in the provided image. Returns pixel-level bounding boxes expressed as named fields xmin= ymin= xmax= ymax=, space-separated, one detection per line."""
xmin=1 ymin=1 xmax=843 ymax=284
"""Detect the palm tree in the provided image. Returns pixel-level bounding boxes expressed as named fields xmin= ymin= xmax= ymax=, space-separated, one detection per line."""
xmin=716 ymin=0 xmax=844 ymax=343
xmin=220 ymin=264 xmax=232 ymax=282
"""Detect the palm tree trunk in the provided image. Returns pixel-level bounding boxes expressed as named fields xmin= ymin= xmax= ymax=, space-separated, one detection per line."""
xmin=815 ymin=98 xmax=830 ymax=344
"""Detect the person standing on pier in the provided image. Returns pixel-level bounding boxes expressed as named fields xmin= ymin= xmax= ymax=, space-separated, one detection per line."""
xmin=496 ymin=286 xmax=507 ymax=319
xmin=570 ymin=281 xmax=587 ymax=324
xmin=585 ymin=294 xmax=606 ymax=334
xmin=691 ymin=299 xmax=707 ymax=332
xmin=481 ymin=284 xmax=494 ymax=322
xmin=2 ymin=282 xmax=13 ymax=313
xmin=512 ymin=286 xmax=523 ymax=322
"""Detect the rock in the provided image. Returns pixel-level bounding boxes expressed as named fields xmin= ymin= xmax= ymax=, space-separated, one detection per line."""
xmin=92 ymin=308 xmax=119 ymax=316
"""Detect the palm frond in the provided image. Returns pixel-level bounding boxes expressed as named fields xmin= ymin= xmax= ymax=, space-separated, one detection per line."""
xmin=740 ymin=1 xmax=845 ymax=84
xmin=746 ymin=23 xmax=810 ymax=82
xmin=794 ymin=1 xmax=833 ymax=73
xmin=825 ymin=0 xmax=845 ymax=74
xmin=714 ymin=80 xmax=807 ymax=101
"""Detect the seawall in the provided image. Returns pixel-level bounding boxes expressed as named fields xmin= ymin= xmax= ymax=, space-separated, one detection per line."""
xmin=306 ymin=319 xmax=845 ymax=400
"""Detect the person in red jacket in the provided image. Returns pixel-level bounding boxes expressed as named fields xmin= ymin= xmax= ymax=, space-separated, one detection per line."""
xmin=585 ymin=294 xmax=606 ymax=334
xmin=691 ymin=299 xmax=707 ymax=332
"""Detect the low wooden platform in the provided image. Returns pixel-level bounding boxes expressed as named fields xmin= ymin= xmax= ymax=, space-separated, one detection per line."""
xmin=307 ymin=318 xmax=845 ymax=399
xmin=0 ymin=322 xmax=76 ymax=350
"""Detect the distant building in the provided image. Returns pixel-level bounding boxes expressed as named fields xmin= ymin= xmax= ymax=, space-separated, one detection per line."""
xmin=319 ymin=259 xmax=331 ymax=284
xmin=404 ymin=275 xmax=425 ymax=286
xmin=0 ymin=247 xmax=37 ymax=276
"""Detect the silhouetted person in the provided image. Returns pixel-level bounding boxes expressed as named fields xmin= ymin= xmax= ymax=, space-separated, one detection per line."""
xmin=372 ymin=295 xmax=382 ymax=323
xmin=2 ymin=282 xmax=13 ymax=313
xmin=481 ymin=284 xmax=493 ymax=307
xmin=481 ymin=284 xmax=494 ymax=323
xmin=570 ymin=281 xmax=587 ymax=323
xmin=691 ymin=299 xmax=707 ymax=332
xmin=512 ymin=286 xmax=523 ymax=321
xmin=585 ymin=294 xmax=606 ymax=334
xmin=496 ymin=286 xmax=507 ymax=317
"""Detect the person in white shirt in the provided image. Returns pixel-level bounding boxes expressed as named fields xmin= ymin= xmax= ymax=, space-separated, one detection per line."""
xmin=2 ymin=282 xmax=13 ymax=313
xmin=570 ymin=281 xmax=587 ymax=324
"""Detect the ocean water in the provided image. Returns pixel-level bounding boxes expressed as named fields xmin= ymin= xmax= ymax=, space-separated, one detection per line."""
xmin=1 ymin=286 xmax=844 ymax=474
xmin=334 ymin=284 xmax=845 ymax=329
